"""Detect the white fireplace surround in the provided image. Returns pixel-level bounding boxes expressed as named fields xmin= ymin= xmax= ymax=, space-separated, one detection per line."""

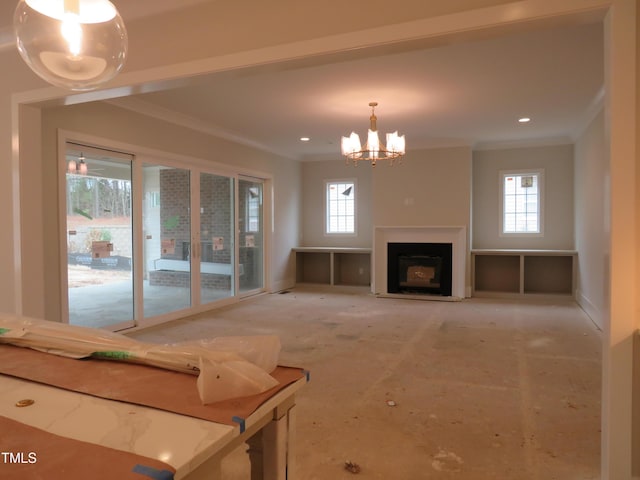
xmin=373 ymin=226 xmax=467 ymax=298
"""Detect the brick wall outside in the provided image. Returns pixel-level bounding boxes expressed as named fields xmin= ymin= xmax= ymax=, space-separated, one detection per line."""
xmin=159 ymin=169 xmax=191 ymax=260
xmin=201 ymin=174 xmax=232 ymax=263
xmin=153 ymin=170 xmax=235 ymax=289
xmin=148 ymin=270 xmax=231 ymax=289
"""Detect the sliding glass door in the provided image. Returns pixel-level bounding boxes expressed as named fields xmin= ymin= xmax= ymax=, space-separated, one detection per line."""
xmin=64 ymin=142 xmax=267 ymax=329
xmin=239 ymin=177 xmax=264 ymax=295
xmin=65 ymin=145 xmax=134 ymax=330
xmin=199 ymin=172 xmax=235 ymax=304
xmin=142 ymin=164 xmax=192 ymax=317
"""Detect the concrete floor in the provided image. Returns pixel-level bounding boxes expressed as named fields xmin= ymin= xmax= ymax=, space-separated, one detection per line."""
xmin=68 ymin=280 xmax=231 ymax=328
xmin=130 ymin=285 xmax=601 ymax=480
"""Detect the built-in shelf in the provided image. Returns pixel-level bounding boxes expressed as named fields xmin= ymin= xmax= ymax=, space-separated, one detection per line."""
xmin=293 ymin=247 xmax=371 ymax=286
xmin=471 ymin=249 xmax=577 ymax=298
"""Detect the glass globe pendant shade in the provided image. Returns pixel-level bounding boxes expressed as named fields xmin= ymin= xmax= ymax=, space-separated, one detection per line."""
xmin=14 ymin=0 xmax=127 ymax=91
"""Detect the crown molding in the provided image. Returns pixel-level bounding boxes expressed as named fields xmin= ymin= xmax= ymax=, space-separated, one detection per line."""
xmin=571 ymin=86 xmax=605 ymax=140
xmin=106 ymin=97 xmax=299 ymax=161
xmin=473 ymin=136 xmax=574 ymax=151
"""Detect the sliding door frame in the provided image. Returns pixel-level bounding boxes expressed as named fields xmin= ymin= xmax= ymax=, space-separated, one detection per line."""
xmin=58 ymin=130 xmax=272 ymax=331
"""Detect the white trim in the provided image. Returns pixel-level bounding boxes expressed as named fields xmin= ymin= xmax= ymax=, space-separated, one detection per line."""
xmin=56 ymin=132 xmax=68 ymax=322
xmin=474 ymin=136 xmax=574 ymax=151
xmin=602 ymin=2 xmax=637 ymax=478
xmin=264 ymin=177 xmax=274 ymax=293
xmin=373 ymin=226 xmax=467 ymax=299
xmin=132 ymin=155 xmax=144 ymax=325
xmin=238 ymin=175 xmax=267 ymax=297
xmin=576 ymin=289 xmax=604 ymax=330
xmin=190 ymin=168 xmax=202 ymax=308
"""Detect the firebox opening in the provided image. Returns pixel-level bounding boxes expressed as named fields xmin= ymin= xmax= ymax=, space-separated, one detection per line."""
xmin=388 ymin=243 xmax=452 ymax=296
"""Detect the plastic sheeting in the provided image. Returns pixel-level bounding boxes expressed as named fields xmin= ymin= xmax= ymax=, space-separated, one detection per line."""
xmin=0 ymin=313 xmax=280 ymax=404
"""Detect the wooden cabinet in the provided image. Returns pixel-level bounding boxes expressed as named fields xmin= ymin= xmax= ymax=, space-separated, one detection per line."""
xmin=293 ymin=247 xmax=371 ymax=286
xmin=472 ymin=250 xmax=576 ymax=298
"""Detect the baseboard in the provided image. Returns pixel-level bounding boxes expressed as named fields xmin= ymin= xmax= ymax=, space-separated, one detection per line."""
xmin=576 ymin=290 xmax=604 ymax=330
xmin=465 ymin=285 xmax=472 ymax=298
xmin=270 ymin=277 xmax=296 ymax=293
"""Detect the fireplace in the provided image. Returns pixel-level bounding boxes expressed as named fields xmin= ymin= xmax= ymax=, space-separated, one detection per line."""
xmin=373 ymin=226 xmax=466 ymax=298
xmin=387 ymin=243 xmax=452 ymax=296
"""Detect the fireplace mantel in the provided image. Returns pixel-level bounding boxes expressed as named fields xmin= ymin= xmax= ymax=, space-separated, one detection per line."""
xmin=372 ymin=226 xmax=467 ymax=298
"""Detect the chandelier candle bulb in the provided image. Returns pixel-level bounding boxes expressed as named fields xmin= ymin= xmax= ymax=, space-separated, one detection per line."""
xmin=367 ymin=129 xmax=380 ymax=158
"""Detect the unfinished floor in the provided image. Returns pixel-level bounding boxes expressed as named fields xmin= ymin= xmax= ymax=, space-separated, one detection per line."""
xmin=130 ymin=285 xmax=601 ymax=480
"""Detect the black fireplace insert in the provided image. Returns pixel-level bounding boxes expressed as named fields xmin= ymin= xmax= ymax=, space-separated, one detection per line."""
xmin=387 ymin=242 xmax=452 ymax=296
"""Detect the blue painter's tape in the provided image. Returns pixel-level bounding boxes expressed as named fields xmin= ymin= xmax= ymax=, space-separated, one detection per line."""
xmin=132 ymin=464 xmax=174 ymax=480
xmin=232 ymin=415 xmax=246 ymax=433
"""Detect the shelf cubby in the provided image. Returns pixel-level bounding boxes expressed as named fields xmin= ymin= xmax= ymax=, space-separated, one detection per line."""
xmin=472 ymin=250 xmax=576 ymax=298
xmin=293 ymin=247 xmax=371 ymax=286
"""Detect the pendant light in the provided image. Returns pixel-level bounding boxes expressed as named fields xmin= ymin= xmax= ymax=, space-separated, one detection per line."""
xmin=341 ymin=102 xmax=405 ymax=167
xmin=68 ymin=152 xmax=88 ymax=175
xmin=14 ymin=0 xmax=128 ymax=91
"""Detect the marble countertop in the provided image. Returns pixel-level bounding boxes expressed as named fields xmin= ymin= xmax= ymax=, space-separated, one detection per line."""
xmin=0 ymin=374 xmax=234 ymax=479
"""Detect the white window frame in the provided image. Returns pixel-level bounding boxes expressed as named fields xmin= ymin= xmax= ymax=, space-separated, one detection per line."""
xmin=324 ymin=179 xmax=357 ymax=236
xmin=499 ymin=168 xmax=544 ymax=237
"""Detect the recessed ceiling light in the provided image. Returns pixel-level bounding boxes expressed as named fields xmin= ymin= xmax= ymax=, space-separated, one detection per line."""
xmin=518 ymin=117 xmax=531 ymax=123
xmin=300 ymin=137 xmax=310 ymax=142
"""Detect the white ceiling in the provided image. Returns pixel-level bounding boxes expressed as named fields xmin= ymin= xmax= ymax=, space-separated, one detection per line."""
xmin=1 ymin=1 xmax=604 ymax=160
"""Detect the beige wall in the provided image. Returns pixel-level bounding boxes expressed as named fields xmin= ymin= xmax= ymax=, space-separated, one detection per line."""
xmin=472 ymin=144 xmax=575 ymax=250
xmin=301 ymin=158 xmax=372 ymax=247
xmin=372 ymin=147 xmax=472 ymax=229
xmin=301 ymin=147 xmax=472 ymax=248
xmin=574 ymin=109 xmax=608 ymax=329
xmin=36 ymin=102 xmax=300 ymax=322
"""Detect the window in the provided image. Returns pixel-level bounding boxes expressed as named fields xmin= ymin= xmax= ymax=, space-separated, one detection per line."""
xmin=148 ymin=191 xmax=160 ymax=208
xmin=500 ymin=169 xmax=543 ymax=235
xmin=326 ymin=180 xmax=355 ymax=234
xmin=246 ymin=186 xmax=261 ymax=232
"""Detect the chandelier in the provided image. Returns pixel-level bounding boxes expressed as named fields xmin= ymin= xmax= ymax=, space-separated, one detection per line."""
xmin=341 ymin=102 xmax=405 ymax=167
xmin=14 ymin=0 xmax=128 ymax=91
xmin=68 ymin=152 xmax=88 ymax=175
